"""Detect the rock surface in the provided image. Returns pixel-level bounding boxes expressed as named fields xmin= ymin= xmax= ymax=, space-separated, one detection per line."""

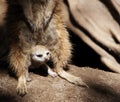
xmin=0 ymin=65 xmax=120 ymax=102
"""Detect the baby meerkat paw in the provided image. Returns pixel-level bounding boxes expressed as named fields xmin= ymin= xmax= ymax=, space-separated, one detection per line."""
xmin=48 ymin=68 xmax=58 ymax=77
xmin=26 ymin=77 xmax=32 ymax=82
xmin=49 ymin=71 xmax=58 ymax=77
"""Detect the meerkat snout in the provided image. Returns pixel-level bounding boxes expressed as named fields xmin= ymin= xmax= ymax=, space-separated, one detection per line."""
xmin=31 ymin=49 xmax=51 ymax=63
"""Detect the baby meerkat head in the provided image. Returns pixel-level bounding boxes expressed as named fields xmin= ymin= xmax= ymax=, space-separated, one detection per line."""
xmin=31 ymin=45 xmax=51 ymax=64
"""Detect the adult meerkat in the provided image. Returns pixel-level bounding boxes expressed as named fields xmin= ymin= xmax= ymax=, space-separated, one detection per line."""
xmin=6 ymin=0 xmax=86 ymax=96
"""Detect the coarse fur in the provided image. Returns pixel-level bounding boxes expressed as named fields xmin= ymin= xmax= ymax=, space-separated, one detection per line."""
xmin=5 ymin=0 xmax=86 ymax=96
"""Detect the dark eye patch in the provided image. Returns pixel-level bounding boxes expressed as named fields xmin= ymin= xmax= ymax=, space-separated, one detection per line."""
xmin=46 ymin=52 xmax=50 ymax=55
xmin=37 ymin=54 xmax=43 ymax=57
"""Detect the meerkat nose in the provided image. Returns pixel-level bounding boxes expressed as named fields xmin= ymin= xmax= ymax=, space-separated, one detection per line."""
xmin=45 ymin=57 xmax=49 ymax=62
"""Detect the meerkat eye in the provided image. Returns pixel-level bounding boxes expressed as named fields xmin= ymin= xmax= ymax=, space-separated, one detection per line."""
xmin=46 ymin=52 xmax=50 ymax=55
xmin=37 ymin=54 xmax=43 ymax=57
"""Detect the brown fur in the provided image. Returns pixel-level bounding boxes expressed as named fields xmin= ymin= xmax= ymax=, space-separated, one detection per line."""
xmin=0 ymin=0 xmax=7 ymax=26
xmin=0 ymin=0 xmax=9 ymax=61
xmin=4 ymin=0 xmax=86 ymax=96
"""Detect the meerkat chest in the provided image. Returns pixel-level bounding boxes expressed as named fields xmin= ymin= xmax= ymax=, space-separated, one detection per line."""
xmin=33 ymin=26 xmax=59 ymax=47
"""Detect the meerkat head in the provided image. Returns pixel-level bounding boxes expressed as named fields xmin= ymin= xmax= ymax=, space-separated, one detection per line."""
xmin=31 ymin=45 xmax=51 ymax=64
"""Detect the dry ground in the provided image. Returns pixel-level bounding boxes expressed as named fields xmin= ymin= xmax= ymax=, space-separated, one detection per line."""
xmin=0 ymin=64 xmax=120 ymax=102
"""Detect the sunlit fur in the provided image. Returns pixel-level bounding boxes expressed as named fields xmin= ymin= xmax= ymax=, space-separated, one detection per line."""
xmin=4 ymin=0 xmax=86 ymax=96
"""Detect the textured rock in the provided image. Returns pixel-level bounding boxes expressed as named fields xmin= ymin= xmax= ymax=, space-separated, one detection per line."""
xmin=0 ymin=65 xmax=120 ymax=102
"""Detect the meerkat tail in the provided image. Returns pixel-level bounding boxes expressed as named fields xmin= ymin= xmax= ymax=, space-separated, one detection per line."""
xmin=57 ymin=70 xmax=87 ymax=87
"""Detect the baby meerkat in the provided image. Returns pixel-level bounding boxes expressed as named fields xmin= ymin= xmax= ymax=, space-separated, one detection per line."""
xmin=30 ymin=45 xmax=57 ymax=78
xmin=5 ymin=0 xmax=86 ymax=96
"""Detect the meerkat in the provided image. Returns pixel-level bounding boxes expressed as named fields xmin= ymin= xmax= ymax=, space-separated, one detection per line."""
xmin=5 ymin=0 xmax=86 ymax=96
xmin=30 ymin=45 xmax=57 ymax=78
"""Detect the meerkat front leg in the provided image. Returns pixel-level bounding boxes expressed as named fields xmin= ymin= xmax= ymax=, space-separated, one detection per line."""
xmin=26 ymin=69 xmax=31 ymax=82
xmin=17 ymin=74 xmax=27 ymax=96
xmin=9 ymin=48 xmax=29 ymax=96
xmin=47 ymin=65 xmax=58 ymax=77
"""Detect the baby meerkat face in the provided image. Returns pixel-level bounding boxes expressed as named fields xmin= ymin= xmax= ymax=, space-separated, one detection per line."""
xmin=31 ymin=45 xmax=51 ymax=63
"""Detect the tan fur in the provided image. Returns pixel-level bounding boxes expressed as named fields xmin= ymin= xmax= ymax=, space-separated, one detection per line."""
xmin=5 ymin=0 xmax=86 ymax=96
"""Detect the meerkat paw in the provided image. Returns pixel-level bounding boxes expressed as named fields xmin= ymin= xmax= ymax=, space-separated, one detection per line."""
xmin=48 ymin=68 xmax=58 ymax=77
xmin=17 ymin=76 xmax=27 ymax=96
xmin=49 ymin=71 xmax=58 ymax=77
xmin=26 ymin=77 xmax=32 ymax=82
xmin=16 ymin=82 xmax=27 ymax=96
